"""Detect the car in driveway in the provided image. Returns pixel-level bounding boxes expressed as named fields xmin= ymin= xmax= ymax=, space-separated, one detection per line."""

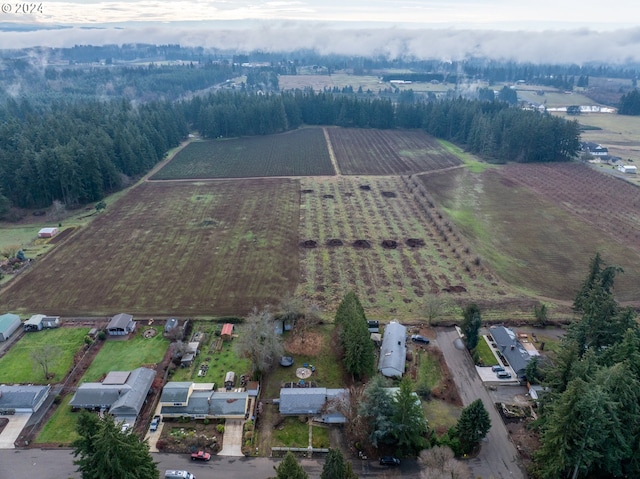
xmin=150 ymin=415 xmax=161 ymax=432
xmin=379 ymin=456 xmax=401 ymax=466
xmin=411 ymin=334 xmax=430 ymax=344
xmin=190 ymin=451 xmax=211 ymax=462
xmin=492 ymin=365 xmax=505 ymax=372
xmin=496 ymin=370 xmax=512 ymax=379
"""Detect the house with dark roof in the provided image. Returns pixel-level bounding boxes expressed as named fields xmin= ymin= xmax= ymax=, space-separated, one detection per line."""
xmin=68 ymin=367 xmax=155 ymax=423
xmin=278 ymin=387 xmax=348 ymax=423
xmin=378 ymin=321 xmax=407 ymax=377
xmin=489 ymin=326 xmax=533 ymax=378
xmin=580 ymin=141 xmax=609 ymax=156
xmin=0 ymin=384 xmax=51 ymax=413
xmin=106 ymin=313 xmax=136 ymax=336
xmin=159 ymin=382 xmax=249 ymax=419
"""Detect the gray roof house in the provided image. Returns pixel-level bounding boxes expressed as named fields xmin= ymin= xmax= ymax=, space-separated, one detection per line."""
xmin=0 ymin=313 xmax=21 ymax=341
xmin=69 ymin=367 xmax=155 ymax=423
xmin=278 ymin=387 xmax=348 ymax=423
xmin=159 ymin=382 xmax=249 ymax=419
xmin=106 ymin=313 xmax=136 ymax=336
xmin=0 ymin=384 xmax=51 ymax=413
xmin=378 ymin=321 xmax=407 ymax=377
xmin=489 ymin=326 xmax=532 ymax=378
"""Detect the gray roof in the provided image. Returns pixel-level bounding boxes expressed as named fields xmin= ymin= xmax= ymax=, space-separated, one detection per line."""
xmin=279 ymin=387 xmax=347 ymax=419
xmin=490 ymin=326 xmax=532 ymax=376
xmin=160 ymin=390 xmax=248 ymax=418
xmin=160 ymin=382 xmax=193 ymax=404
xmin=24 ymin=314 xmax=45 ymax=326
xmin=0 ymin=313 xmax=21 ymax=332
xmin=107 ymin=313 xmax=133 ymax=330
xmin=378 ymin=321 xmax=407 ymax=377
xmin=0 ymin=384 xmax=51 ymax=410
xmin=69 ymin=367 xmax=155 ymax=418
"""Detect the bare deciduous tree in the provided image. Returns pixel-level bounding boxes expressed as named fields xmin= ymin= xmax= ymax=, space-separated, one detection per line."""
xmin=422 ymin=295 xmax=449 ymax=326
xmin=419 ymin=446 xmax=470 ymax=479
xmin=31 ymin=344 xmax=61 ymax=380
xmin=235 ymin=307 xmax=284 ymax=376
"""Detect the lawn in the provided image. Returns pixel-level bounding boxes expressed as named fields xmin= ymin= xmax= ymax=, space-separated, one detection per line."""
xmin=475 ymin=336 xmax=498 ymax=367
xmin=81 ymin=326 xmax=168 ymax=382
xmin=35 ymin=394 xmax=80 ymax=445
xmin=423 ymin=399 xmax=461 ymax=435
xmin=415 ymin=351 xmax=441 ymax=389
xmin=0 ymin=327 xmax=89 ymax=384
xmin=272 ymin=416 xmax=330 ymax=448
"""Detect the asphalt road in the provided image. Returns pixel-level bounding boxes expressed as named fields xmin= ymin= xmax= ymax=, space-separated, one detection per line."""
xmin=0 ymin=449 xmax=421 ymax=479
xmin=435 ymin=328 xmax=525 ymax=479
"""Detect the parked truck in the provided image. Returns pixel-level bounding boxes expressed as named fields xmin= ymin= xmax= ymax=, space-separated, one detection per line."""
xmin=164 ymin=470 xmax=195 ymax=479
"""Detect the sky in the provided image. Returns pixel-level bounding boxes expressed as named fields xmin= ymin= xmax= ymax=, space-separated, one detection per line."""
xmin=2 ymin=1 xmax=640 ymax=63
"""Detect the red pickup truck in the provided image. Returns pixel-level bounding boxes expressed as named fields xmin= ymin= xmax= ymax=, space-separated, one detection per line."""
xmin=190 ymin=451 xmax=211 ymax=462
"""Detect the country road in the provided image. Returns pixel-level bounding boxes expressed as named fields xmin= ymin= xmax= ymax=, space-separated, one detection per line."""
xmin=435 ymin=328 xmax=526 ymax=479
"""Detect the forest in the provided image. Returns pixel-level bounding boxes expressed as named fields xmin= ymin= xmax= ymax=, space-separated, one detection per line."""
xmin=0 ymin=87 xmax=581 ymax=214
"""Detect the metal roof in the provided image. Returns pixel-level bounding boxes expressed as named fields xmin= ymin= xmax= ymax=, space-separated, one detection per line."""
xmin=489 ymin=326 xmax=532 ymax=376
xmin=107 ymin=313 xmax=133 ymax=330
xmin=378 ymin=321 xmax=407 ymax=377
xmin=160 ymin=382 xmax=193 ymax=404
xmin=0 ymin=385 xmax=51 ymax=410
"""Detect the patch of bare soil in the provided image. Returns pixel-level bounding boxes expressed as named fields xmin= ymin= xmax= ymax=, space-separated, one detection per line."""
xmin=155 ymin=418 xmax=224 ymax=455
xmin=326 ymin=238 xmax=343 ymax=247
xmin=499 ymin=403 xmax=541 ymax=470
xmin=0 ymin=418 xmax=8 ymax=435
xmin=283 ymin=331 xmax=324 ymax=356
xmin=300 ymin=240 xmax=318 ymax=248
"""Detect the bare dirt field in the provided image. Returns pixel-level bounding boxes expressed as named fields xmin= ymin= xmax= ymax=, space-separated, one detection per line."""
xmin=0 ymin=179 xmax=301 ymax=316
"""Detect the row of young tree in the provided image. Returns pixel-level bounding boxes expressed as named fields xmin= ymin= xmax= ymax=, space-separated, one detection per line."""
xmin=532 ymin=253 xmax=640 ymax=479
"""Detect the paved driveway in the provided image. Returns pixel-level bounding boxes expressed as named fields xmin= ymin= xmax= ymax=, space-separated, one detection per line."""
xmin=0 ymin=413 xmax=31 ymax=449
xmin=435 ymin=328 xmax=525 ymax=479
xmin=218 ymin=419 xmax=243 ymax=456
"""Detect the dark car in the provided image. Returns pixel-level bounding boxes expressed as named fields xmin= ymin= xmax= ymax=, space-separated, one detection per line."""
xmin=491 ymin=365 xmax=505 ymax=373
xmin=411 ymin=334 xmax=430 ymax=344
xmin=379 ymin=456 xmax=401 ymax=466
xmin=496 ymin=370 xmax=512 ymax=379
xmin=191 ymin=451 xmax=211 ymax=461
xmin=150 ymin=415 xmax=161 ymax=432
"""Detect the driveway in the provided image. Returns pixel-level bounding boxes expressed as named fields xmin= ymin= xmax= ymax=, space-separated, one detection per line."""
xmin=0 ymin=413 xmax=31 ymax=449
xmin=435 ymin=328 xmax=525 ymax=479
xmin=218 ymin=419 xmax=243 ymax=456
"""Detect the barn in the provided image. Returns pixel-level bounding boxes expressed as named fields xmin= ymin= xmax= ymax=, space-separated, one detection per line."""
xmin=106 ymin=313 xmax=136 ymax=336
xmin=38 ymin=227 xmax=59 ymax=238
xmin=0 ymin=313 xmax=21 ymax=341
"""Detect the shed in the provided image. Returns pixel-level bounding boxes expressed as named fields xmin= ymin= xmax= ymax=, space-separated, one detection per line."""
xmin=221 ymin=323 xmax=234 ymax=340
xmin=0 ymin=313 xmax=21 ymax=341
xmin=164 ymin=317 xmax=178 ymax=333
xmin=618 ymin=164 xmax=638 ymax=174
xmin=38 ymin=227 xmax=59 ymax=238
xmin=106 ymin=313 xmax=136 ymax=336
xmin=224 ymin=371 xmax=236 ymax=390
xmin=378 ymin=321 xmax=407 ymax=377
xmin=42 ymin=316 xmax=60 ymax=328
xmin=24 ymin=314 xmax=45 ymax=332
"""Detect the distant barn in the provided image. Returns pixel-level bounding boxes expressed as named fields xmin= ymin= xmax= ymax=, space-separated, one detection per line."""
xmin=38 ymin=227 xmax=59 ymax=238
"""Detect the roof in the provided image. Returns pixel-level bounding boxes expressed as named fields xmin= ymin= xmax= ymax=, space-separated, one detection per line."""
xmin=69 ymin=367 xmax=155 ymax=417
xmin=378 ymin=321 xmax=407 ymax=377
xmin=103 ymin=371 xmax=131 ymax=385
xmin=107 ymin=313 xmax=133 ymax=330
xmin=159 ymin=390 xmax=249 ymax=417
xmin=185 ymin=342 xmax=199 ymax=354
xmin=221 ymin=323 xmax=234 ymax=336
xmin=24 ymin=314 xmax=45 ymax=326
xmin=38 ymin=227 xmax=58 ymax=234
xmin=160 ymin=382 xmax=193 ymax=404
xmin=164 ymin=318 xmax=178 ymax=331
xmin=0 ymin=385 xmax=51 ymax=410
xmin=0 ymin=313 xmax=21 ymax=331
xmin=490 ymin=326 xmax=532 ymax=375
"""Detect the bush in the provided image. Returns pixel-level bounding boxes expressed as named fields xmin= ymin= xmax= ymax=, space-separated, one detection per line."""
xmin=53 ymin=395 xmax=62 ymax=405
xmin=217 ymin=424 xmax=225 ymax=433
xmin=97 ymin=330 xmax=106 ymax=341
xmin=203 ymin=418 xmax=210 ymax=425
xmin=84 ymin=335 xmax=94 ymax=345
xmin=155 ymin=439 xmax=168 ymax=451
xmin=415 ymin=382 xmax=431 ymax=400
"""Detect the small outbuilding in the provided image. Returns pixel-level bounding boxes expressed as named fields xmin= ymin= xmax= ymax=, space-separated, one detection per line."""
xmin=24 ymin=314 xmax=59 ymax=332
xmin=0 ymin=313 xmax=21 ymax=341
xmin=378 ymin=321 xmax=407 ymax=378
xmin=107 ymin=313 xmax=136 ymax=336
xmin=618 ymin=164 xmax=638 ymax=174
xmin=38 ymin=227 xmax=59 ymax=238
xmin=164 ymin=317 xmax=178 ymax=333
xmin=221 ymin=323 xmax=234 ymax=340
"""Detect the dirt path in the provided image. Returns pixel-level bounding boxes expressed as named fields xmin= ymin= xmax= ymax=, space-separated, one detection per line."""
xmin=323 ymin=127 xmax=341 ymax=175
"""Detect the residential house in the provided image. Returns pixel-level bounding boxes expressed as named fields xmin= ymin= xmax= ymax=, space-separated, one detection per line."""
xmin=106 ymin=313 xmax=136 ymax=336
xmin=68 ymin=367 xmax=155 ymax=424
xmin=0 ymin=384 xmax=51 ymax=413
xmin=489 ymin=326 xmax=532 ymax=378
xmin=580 ymin=141 xmax=609 ymax=156
xmin=278 ymin=387 xmax=348 ymax=423
xmin=159 ymin=382 xmax=249 ymax=419
xmin=0 ymin=313 xmax=21 ymax=341
xmin=378 ymin=321 xmax=407 ymax=377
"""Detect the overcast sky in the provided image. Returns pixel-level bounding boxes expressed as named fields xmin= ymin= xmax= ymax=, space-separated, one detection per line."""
xmin=2 ymin=1 xmax=640 ymax=63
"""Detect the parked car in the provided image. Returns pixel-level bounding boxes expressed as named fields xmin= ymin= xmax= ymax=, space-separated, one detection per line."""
xmin=190 ymin=451 xmax=211 ymax=462
xmin=496 ymin=370 xmax=512 ymax=379
xmin=491 ymin=365 xmax=505 ymax=372
xmin=379 ymin=456 xmax=401 ymax=466
xmin=165 ymin=470 xmax=195 ymax=479
xmin=150 ymin=415 xmax=161 ymax=432
xmin=411 ymin=334 xmax=430 ymax=344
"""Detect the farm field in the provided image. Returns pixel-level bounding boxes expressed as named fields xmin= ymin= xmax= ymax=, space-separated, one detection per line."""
xmin=0 ymin=179 xmax=300 ymax=316
xmin=328 ymin=128 xmax=463 ymax=175
xmin=574 ymin=112 xmax=640 ymax=165
xmin=295 ymin=175 xmax=536 ymax=318
xmin=151 ymin=128 xmax=333 ymax=180
xmin=420 ymin=163 xmax=640 ymax=304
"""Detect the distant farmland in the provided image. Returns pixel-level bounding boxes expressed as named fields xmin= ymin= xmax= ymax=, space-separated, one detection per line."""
xmin=327 ymin=128 xmax=463 ymax=175
xmin=0 ymin=179 xmax=300 ymax=316
xmin=151 ymin=128 xmax=334 ymax=179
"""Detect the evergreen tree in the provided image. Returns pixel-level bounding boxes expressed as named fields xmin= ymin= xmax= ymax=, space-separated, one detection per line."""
xmin=321 ymin=448 xmax=358 ymax=479
xmin=360 ymin=375 xmax=395 ymax=447
xmin=455 ymin=399 xmax=491 ymax=455
xmin=72 ymin=412 xmax=158 ymax=479
xmin=274 ymin=451 xmax=308 ymax=479
xmin=461 ymin=303 xmax=482 ymax=350
xmin=390 ymin=377 xmax=428 ymax=455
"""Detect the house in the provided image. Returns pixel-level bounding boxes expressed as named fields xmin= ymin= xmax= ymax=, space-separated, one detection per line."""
xmin=159 ymin=382 xmax=249 ymax=419
xmin=37 ymin=227 xmax=59 ymax=238
xmin=278 ymin=387 xmax=348 ymax=423
xmin=378 ymin=321 xmax=407 ymax=377
xmin=106 ymin=313 xmax=136 ymax=336
xmin=489 ymin=326 xmax=532 ymax=378
xmin=69 ymin=367 xmax=155 ymax=424
xmin=0 ymin=384 xmax=51 ymax=413
xmin=220 ymin=323 xmax=234 ymax=340
xmin=0 ymin=313 xmax=21 ymax=341
xmin=618 ymin=164 xmax=637 ymax=174
xmin=580 ymin=142 xmax=609 ymax=156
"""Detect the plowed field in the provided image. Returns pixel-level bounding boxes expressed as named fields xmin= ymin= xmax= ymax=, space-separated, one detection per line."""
xmin=0 ymin=179 xmax=300 ymax=316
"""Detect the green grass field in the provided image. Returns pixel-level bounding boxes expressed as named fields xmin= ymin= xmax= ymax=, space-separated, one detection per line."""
xmin=272 ymin=417 xmax=330 ymax=448
xmin=0 ymin=328 xmax=89 ymax=384
xmin=81 ymin=326 xmax=168 ymax=382
xmin=475 ymin=336 xmax=498 ymax=366
xmin=35 ymin=394 xmax=80 ymax=445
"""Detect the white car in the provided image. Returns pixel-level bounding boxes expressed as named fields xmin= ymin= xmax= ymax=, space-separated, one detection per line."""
xmin=121 ymin=423 xmax=131 ymax=432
